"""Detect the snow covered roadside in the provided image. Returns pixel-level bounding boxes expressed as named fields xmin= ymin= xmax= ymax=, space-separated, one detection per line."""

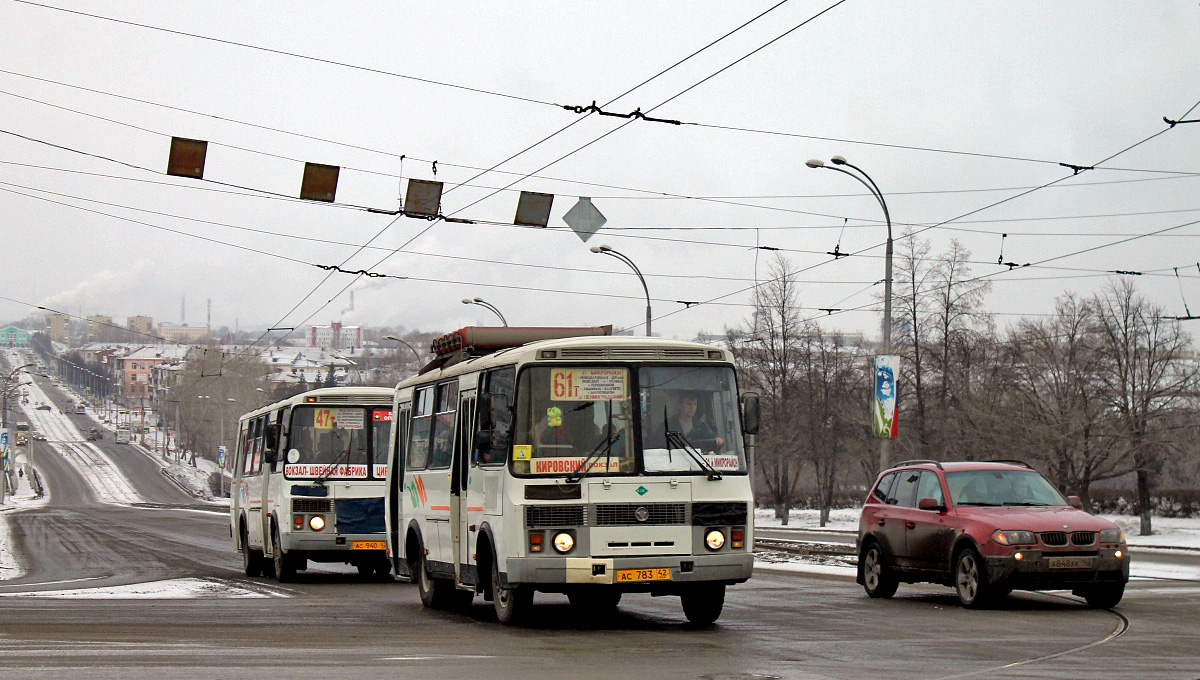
xmin=0 ymin=465 xmax=50 ymax=580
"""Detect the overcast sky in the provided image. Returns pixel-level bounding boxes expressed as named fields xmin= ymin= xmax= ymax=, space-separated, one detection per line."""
xmin=1 ymin=1 xmax=1197 ymax=343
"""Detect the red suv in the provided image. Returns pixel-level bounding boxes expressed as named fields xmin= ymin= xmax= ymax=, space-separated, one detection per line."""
xmin=856 ymin=460 xmax=1129 ymax=608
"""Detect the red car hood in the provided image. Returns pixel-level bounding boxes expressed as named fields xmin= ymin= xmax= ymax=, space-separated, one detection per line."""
xmin=960 ymin=506 xmax=1118 ymax=532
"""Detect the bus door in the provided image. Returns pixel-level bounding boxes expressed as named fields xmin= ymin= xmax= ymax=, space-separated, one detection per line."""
xmin=386 ymin=401 xmax=411 ymax=577
xmin=450 ymin=391 xmax=477 ymax=584
xmin=259 ymin=409 xmax=281 ymax=557
xmin=244 ymin=416 xmax=265 ymax=549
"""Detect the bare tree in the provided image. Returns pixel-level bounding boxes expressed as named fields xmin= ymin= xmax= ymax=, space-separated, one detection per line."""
xmin=1091 ymin=280 xmax=1199 ymax=535
xmin=729 ymin=254 xmax=805 ymax=523
xmin=890 ymin=230 xmax=937 ymax=457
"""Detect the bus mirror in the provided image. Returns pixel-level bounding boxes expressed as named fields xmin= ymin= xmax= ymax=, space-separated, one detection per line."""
xmin=742 ymin=393 xmax=760 ymax=435
xmin=263 ymin=448 xmax=278 ymax=465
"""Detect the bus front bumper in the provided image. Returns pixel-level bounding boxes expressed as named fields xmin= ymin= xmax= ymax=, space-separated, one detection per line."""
xmin=281 ymin=532 xmax=387 ymax=555
xmin=503 ymin=552 xmax=753 ymax=589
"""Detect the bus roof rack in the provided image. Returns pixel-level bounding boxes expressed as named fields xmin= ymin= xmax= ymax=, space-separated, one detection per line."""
xmin=986 ymin=459 xmax=1033 ymax=468
xmin=423 ymin=325 xmax=613 ymax=374
xmin=893 ymin=459 xmax=943 ymax=469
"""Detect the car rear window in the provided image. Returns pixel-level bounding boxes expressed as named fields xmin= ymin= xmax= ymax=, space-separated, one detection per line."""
xmin=889 ymin=470 xmax=921 ymax=507
xmin=872 ymin=472 xmax=897 ymax=502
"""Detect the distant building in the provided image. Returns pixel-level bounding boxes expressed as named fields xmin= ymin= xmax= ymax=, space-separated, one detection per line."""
xmin=45 ymin=313 xmax=69 ymax=344
xmin=86 ymin=315 xmax=116 ymax=342
xmin=119 ymin=345 xmax=189 ymax=403
xmin=309 ymin=322 xmax=362 ymax=350
xmin=0 ymin=326 xmax=32 ymax=347
xmin=127 ymin=315 xmax=155 ymax=341
xmin=157 ymin=322 xmax=210 ymax=344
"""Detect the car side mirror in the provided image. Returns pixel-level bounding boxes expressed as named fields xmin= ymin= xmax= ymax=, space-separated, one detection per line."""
xmin=1067 ymin=495 xmax=1083 ymax=509
xmin=918 ymin=497 xmax=945 ymax=512
xmin=742 ymin=393 xmax=760 ymax=435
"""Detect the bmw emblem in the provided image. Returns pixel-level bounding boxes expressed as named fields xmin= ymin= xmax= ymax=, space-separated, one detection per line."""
xmin=634 ymin=506 xmax=650 ymax=523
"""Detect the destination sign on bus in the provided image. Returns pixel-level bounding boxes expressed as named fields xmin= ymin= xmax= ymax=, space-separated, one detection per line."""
xmin=285 ymin=464 xmax=369 ymax=478
xmin=313 ymin=408 xmax=364 ymax=430
xmin=550 ymin=368 xmax=627 ymax=401
xmin=530 ymin=457 xmax=620 ymax=475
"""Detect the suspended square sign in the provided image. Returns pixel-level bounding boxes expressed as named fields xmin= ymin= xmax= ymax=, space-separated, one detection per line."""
xmin=514 ymin=191 xmax=554 ymax=227
xmin=300 ymin=162 xmax=340 ymax=202
xmin=166 ymin=137 xmax=208 ymax=179
xmin=404 ymin=179 xmax=443 ymax=217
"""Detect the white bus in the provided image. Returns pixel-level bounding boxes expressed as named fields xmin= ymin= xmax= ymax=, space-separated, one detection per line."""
xmin=114 ymin=426 xmax=132 ymax=444
xmin=230 ymin=387 xmax=394 ymax=582
xmin=385 ymin=327 xmax=759 ymax=625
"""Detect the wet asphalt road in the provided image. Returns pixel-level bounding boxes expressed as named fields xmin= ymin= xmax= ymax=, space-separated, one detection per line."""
xmin=1 ymin=376 xmax=1199 ymax=678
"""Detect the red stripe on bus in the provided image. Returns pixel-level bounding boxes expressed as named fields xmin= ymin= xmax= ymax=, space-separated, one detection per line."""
xmin=430 ymin=505 xmax=451 ymax=512
xmin=468 ymin=506 xmax=484 ymax=512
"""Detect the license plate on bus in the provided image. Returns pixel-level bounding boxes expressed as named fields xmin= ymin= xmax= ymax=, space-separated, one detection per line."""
xmin=1048 ymin=556 xmax=1096 ymax=570
xmin=616 ymin=568 xmax=671 ymax=583
xmin=352 ymin=541 xmax=386 ymax=551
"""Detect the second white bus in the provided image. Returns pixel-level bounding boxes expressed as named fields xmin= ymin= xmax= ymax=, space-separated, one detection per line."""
xmin=230 ymin=387 xmax=394 ymax=581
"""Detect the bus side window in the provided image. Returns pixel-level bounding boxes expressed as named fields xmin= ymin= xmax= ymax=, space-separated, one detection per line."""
xmin=408 ymin=387 xmax=433 ymax=471
xmin=250 ymin=416 xmax=265 ymax=475
xmin=428 ymin=382 xmax=458 ymax=469
xmin=233 ymin=426 xmax=247 ymax=480
xmin=244 ymin=419 xmax=259 ymax=476
xmin=475 ymin=367 xmax=514 ymax=466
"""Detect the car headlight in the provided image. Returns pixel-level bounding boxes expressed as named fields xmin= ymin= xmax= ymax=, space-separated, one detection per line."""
xmin=1098 ymin=528 xmax=1124 ymax=543
xmin=991 ymin=529 xmax=1036 ymax=546
xmin=705 ymin=529 xmax=726 ymax=551
xmin=309 ymin=515 xmax=326 ymax=531
xmin=552 ymin=531 xmax=574 ymax=554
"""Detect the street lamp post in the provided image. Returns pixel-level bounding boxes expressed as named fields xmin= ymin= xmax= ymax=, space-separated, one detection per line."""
xmin=461 ymin=297 xmax=508 ymax=326
xmin=590 ymin=245 xmax=652 ymax=336
xmin=807 ymin=156 xmax=894 ymax=472
xmin=383 ymin=335 xmax=424 ymax=373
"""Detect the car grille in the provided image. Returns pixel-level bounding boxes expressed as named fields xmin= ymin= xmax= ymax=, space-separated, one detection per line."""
xmin=525 ymin=504 xmax=586 ymax=528
xmin=1040 ymin=531 xmax=1068 ymax=546
xmin=292 ymin=498 xmax=332 ymax=513
xmin=592 ymin=503 xmax=688 ymax=526
xmin=1071 ymin=531 xmax=1096 ymax=546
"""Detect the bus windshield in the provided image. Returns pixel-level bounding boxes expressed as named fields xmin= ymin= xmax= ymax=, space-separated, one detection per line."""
xmin=639 ymin=365 xmax=745 ymax=474
xmin=510 ymin=364 xmax=746 ymax=477
xmin=512 ymin=367 xmax=635 ymax=476
xmin=285 ymin=406 xmax=370 ymax=479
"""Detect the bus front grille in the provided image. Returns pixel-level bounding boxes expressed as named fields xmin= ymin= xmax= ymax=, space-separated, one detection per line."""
xmin=593 ymin=503 xmax=688 ymax=526
xmin=525 ymin=505 xmax=586 ymax=528
xmin=293 ymin=498 xmax=333 ymax=513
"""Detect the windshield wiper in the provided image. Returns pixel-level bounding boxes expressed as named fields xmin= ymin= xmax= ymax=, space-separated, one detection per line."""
xmin=315 ymin=431 xmax=357 ymax=485
xmin=1003 ymin=501 xmax=1050 ymax=506
xmin=565 ymin=427 xmax=617 ymax=484
xmin=663 ymin=407 xmax=722 ymax=481
xmin=956 ymin=501 xmax=1002 ymax=506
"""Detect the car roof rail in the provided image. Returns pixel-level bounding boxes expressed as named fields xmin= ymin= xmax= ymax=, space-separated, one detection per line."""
xmin=986 ymin=459 xmax=1033 ymax=468
xmin=893 ymin=459 xmax=943 ymax=470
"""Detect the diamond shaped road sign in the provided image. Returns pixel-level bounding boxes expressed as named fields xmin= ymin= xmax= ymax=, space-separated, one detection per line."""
xmin=562 ymin=197 xmax=606 ymax=242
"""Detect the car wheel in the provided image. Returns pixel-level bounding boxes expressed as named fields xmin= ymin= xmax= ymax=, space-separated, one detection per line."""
xmin=680 ymin=584 xmax=726 ymax=626
xmin=241 ymin=526 xmax=262 ymax=578
xmin=1081 ymin=583 xmax=1124 ymax=609
xmin=861 ymin=543 xmax=899 ymax=599
xmin=491 ymin=556 xmax=531 ymax=625
xmin=954 ymin=546 xmax=993 ymax=608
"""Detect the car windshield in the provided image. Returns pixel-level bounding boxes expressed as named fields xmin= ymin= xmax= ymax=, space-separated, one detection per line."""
xmin=638 ymin=365 xmax=745 ymax=474
xmin=511 ymin=366 xmax=634 ymax=476
xmin=945 ymin=469 xmax=1068 ymax=507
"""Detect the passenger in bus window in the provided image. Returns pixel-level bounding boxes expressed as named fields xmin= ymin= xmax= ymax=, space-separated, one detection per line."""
xmin=656 ymin=392 xmax=724 ymax=451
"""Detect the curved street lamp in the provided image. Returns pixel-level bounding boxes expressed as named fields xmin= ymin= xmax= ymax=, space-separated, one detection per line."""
xmin=590 ymin=245 xmax=651 ymax=336
xmin=807 ymin=155 xmax=894 ymax=471
xmin=461 ymin=297 xmax=508 ymax=326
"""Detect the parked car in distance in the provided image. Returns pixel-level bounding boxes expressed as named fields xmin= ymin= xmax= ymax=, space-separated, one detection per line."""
xmin=856 ymin=460 xmax=1129 ymax=609
xmin=35 ymin=404 xmax=52 ymax=411
xmin=86 ymin=428 xmax=102 ymax=441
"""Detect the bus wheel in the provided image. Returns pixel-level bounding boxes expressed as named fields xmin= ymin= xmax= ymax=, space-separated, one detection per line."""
xmin=241 ymin=526 xmax=262 ymax=578
xmin=491 ymin=558 xmax=531 ymax=625
xmin=680 ymin=584 xmax=725 ymax=626
xmin=272 ymin=528 xmax=296 ymax=582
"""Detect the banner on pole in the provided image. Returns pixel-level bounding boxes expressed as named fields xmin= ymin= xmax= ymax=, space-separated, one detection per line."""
xmin=872 ymin=355 xmax=899 ymax=439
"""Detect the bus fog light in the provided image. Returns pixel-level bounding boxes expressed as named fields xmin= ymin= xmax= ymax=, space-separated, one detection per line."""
xmin=705 ymin=529 xmax=725 ymax=551
xmin=293 ymin=515 xmax=304 ymax=530
xmin=309 ymin=515 xmax=326 ymax=531
xmin=529 ymin=532 xmax=544 ymax=553
xmin=552 ymin=532 xmax=575 ymax=554
xmin=731 ymin=528 xmax=745 ymax=549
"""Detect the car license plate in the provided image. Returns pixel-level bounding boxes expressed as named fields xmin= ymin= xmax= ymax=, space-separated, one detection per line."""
xmin=1048 ymin=556 xmax=1096 ymax=569
xmin=615 ymin=568 xmax=671 ymax=583
xmin=352 ymin=541 xmax=386 ymax=551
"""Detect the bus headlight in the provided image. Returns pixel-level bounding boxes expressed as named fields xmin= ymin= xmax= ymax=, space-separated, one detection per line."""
xmin=309 ymin=515 xmax=326 ymax=531
xmin=705 ymin=529 xmax=725 ymax=551
xmin=552 ymin=531 xmax=575 ymax=554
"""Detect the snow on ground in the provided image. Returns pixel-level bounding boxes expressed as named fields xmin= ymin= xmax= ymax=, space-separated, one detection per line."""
xmin=754 ymin=507 xmax=860 ymax=531
xmin=0 ymin=577 xmax=273 ymax=599
xmin=1103 ymin=514 xmax=1200 ymax=550
xmin=0 ymin=465 xmax=50 ymax=581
